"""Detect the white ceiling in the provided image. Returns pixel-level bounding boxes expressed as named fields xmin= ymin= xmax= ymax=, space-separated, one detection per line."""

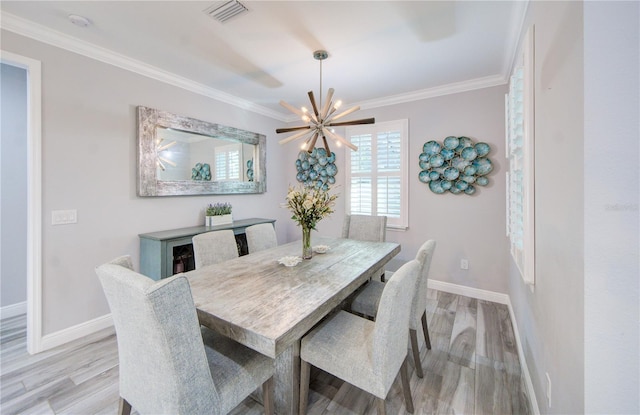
xmin=1 ymin=1 xmax=527 ymax=120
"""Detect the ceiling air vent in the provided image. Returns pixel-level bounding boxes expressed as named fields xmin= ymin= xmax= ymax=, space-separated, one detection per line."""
xmin=204 ymin=1 xmax=249 ymax=23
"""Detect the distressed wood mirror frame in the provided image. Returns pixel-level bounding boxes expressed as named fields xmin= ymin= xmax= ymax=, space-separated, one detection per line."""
xmin=137 ymin=106 xmax=266 ymax=196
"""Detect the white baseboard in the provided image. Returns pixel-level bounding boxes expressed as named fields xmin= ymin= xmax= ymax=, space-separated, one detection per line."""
xmin=426 ymin=279 xmax=539 ymax=415
xmin=427 ymin=279 xmax=510 ymax=304
xmin=41 ymin=313 xmax=114 ymax=351
xmin=0 ymin=301 xmax=27 ymax=320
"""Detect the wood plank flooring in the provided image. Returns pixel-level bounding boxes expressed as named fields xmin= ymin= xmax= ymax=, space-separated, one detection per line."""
xmin=1 ymin=290 xmax=532 ymax=414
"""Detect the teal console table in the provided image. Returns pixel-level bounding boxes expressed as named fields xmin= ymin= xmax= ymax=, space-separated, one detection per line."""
xmin=139 ymin=218 xmax=275 ymax=280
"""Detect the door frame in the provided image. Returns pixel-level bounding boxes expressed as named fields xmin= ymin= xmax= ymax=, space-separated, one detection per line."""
xmin=1 ymin=50 xmax=43 ymax=354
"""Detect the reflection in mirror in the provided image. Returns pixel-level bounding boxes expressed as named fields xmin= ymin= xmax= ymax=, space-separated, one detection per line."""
xmin=137 ymin=106 xmax=266 ymax=196
xmin=155 ymin=127 xmax=256 ymax=183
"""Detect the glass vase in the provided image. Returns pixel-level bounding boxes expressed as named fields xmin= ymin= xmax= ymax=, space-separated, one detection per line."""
xmin=301 ymin=225 xmax=312 ymax=259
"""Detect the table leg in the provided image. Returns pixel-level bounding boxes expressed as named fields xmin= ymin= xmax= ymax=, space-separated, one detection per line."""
xmin=274 ymin=341 xmax=300 ymax=414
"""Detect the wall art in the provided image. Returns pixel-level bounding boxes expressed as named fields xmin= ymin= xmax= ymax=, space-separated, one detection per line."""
xmin=418 ymin=136 xmax=492 ymax=195
xmin=295 ymin=148 xmax=337 ymax=191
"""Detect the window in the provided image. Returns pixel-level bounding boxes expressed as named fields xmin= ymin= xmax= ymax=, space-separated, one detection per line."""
xmin=506 ymin=25 xmax=535 ymax=285
xmin=345 ymin=119 xmax=408 ymax=229
xmin=214 ymin=144 xmax=240 ymax=181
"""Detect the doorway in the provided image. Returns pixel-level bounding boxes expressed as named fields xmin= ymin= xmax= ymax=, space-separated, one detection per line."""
xmin=1 ymin=51 xmax=42 ymax=354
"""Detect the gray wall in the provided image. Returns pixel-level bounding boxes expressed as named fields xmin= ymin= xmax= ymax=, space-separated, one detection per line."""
xmin=1 ymin=63 xmax=28 ymax=308
xmin=509 ymin=1 xmax=640 ymax=414
xmin=584 ymin=2 xmax=639 ymax=413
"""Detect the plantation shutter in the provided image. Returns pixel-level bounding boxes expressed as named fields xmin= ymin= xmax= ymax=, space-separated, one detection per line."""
xmin=346 ymin=120 xmax=408 ymax=229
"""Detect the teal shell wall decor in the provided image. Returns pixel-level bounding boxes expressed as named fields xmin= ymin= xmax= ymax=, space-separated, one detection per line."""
xmin=192 ymin=162 xmax=211 ymax=181
xmin=246 ymin=159 xmax=254 ymax=182
xmin=295 ymin=148 xmax=337 ymax=191
xmin=419 ymin=136 xmax=492 ymax=195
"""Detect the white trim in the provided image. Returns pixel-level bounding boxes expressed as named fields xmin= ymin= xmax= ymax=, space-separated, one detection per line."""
xmin=506 ymin=298 xmax=541 ymax=415
xmin=425 ymin=279 xmax=539 ymax=415
xmin=1 ymin=12 xmax=288 ymax=122
xmin=427 ymin=279 xmax=510 ymax=304
xmin=0 ymin=301 xmax=27 ymax=320
xmin=41 ymin=314 xmax=114 ymax=351
xmin=1 ymin=50 xmax=43 ymax=355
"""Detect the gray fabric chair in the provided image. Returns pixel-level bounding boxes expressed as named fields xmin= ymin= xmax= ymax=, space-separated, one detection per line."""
xmin=245 ymin=223 xmax=278 ymax=253
xmin=96 ymin=256 xmax=274 ymax=415
xmin=299 ymin=259 xmax=420 ymax=415
xmin=350 ymin=240 xmax=437 ymax=378
xmin=342 ymin=214 xmax=388 ymax=281
xmin=192 ymin=229 xmax=239 ymax=269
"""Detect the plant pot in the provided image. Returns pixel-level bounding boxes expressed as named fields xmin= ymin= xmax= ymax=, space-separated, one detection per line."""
xmin=210 ymin=214 xmax=233 ymax=226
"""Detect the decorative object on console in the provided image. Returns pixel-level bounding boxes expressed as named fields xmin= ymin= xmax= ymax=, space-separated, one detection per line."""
xmin=205 ymin=202 xmax=233 ymax=226
xmin=418 ymin=136 xmax=492 ymax=195
xmin=192 ymin=163 xmax=211 ymax=181
xmin=275 ymin=50 xmax=375 ymax=156
xmin=295 ymin=148 xmax=337 ymax=191
xmin=284 ymin=185 xmax=337 ymax=260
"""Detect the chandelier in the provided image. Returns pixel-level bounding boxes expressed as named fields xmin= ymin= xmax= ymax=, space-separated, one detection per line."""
xmin=276 ymin=50 xmax=374 ymax=155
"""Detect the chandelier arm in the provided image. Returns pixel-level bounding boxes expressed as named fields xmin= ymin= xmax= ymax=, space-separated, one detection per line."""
xmin=327 ymin=117 xmax=376 ymax=127
xmin=320 ymin=88 xmax=335 ymax=119
xmin=276 ymin=125 xmax=311 ymax=134
xmin=157 ymin=141 xmax=177 ymax=151
xmin=330 ymin=105 xmax=361 ymax=121
xmin=158 ymin=156 xmax=177 ymax=167
xmin=278 ymin=129 xmax=313 ymax=145
xmin=280 ymin=100 xmax=305 ymax=117
xmin=307 ymin=132 xmax=319 ymax=153
xmin=157 ymin=159 xmax=167 ymax=171
xmin=307 ymin=91 xmax=320 ymax=117
xmin=324 ymin=128 xmax=358 ymax=151
xmin=321 ymin=135 xmax=331 ymax=155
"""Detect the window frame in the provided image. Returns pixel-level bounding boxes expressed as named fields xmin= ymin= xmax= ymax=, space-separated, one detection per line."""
xmin=344 ymin=119 xmax=409 ymax=230
xmin=506 ymin=25 xmax=536 ymax=286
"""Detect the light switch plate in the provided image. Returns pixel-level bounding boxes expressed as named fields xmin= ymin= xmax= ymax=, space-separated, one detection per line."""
xmin=52 ymin=209 xmax=77 ymax=225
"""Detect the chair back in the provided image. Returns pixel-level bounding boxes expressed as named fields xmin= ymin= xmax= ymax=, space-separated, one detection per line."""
xmin=372 ymin=259 xmax=420 ymax=389
xmin=192 ymin=229 xmax=239 ymax=269
xmin=341 ymin=214 xmax=387 ymax=242
xmin=96 ymin=257 xmax=220 ymax=414
xmin=412 ymin=240 xmax=437 ymax=327
xmin=245 ymin=223 xmax=277 ymax=253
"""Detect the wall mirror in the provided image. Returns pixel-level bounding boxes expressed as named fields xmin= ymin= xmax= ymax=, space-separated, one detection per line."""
xmin=137 ymin=106 xmax=266 ymax=196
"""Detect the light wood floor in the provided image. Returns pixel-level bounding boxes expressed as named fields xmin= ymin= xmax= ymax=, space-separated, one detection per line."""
xmin=1 ymin=290 xmax=531 ymax=414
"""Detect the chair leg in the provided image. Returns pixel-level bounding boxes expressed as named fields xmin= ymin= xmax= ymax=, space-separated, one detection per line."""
xmin=299 ymin=360 xmax=311 ymax=415
xmin=400 ymin=357 xmax=415 ymax=413
xmin=376 ymin=397 xmax=387 ymax=415
xmin=118 ymin=397 xmax=132 ymax=415
xmin=421 ymin=311 xmax=432 ymax=350
xmin=262 ymin=377 xmax=274 ymax=415
xmin=409 ymin=329 xmax=424 ymax=378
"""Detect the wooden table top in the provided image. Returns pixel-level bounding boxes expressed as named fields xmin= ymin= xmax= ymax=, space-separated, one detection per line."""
xmin=185 ymin=237 xmax=400 ymax=358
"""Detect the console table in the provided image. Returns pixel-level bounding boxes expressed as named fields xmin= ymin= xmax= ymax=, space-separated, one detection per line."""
xmin=139 ymin=218 xmax=275 ymax=280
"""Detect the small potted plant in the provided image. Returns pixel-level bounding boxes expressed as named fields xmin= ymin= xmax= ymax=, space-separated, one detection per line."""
xmin=206 ymin=202 xmax=233 ymax=226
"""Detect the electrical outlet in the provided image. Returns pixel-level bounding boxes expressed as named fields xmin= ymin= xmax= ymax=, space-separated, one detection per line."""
xmin=546 ymin=372 xmax=552 ymax=408
xmin=52 ymin=209 xmax=77 ymax=225
xmin=460 ymin=259 xmax=469 ymax=270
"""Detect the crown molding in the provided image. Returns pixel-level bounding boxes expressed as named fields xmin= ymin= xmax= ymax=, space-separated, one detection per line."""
xmin=353 ymin=73 xmax=508 ymax=111
xmin=1 ymin=12 xmax=289 ymax=122
xmin=3 ymin=11 xmax=515 ymax=124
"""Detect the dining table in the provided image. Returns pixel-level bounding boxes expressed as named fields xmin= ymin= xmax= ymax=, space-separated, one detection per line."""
xmin=185 ymin=236 xmax=400 ymax=414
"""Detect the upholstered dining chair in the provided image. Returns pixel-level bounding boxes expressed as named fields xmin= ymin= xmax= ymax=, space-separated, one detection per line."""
xmin=342 ymin=214 xmax=388 ymax=281
xmin=350 ymin=240 xmax=437 ymax=378
xmin=192 ymin=229 xmax=239 ymax=269
xmin=245 ymin=223 xmax=278 ymax=253
xmin=299 ymin=259 xmax=420 ymax=415
xmin=96 ymin=256 xmax=275 ymax=415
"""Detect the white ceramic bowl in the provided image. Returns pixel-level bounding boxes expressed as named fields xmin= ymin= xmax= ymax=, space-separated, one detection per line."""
xmin=313 ymin=245 xmax=330 ymax=254
xmin=278 ymin=256 xmax=302 ymax=267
